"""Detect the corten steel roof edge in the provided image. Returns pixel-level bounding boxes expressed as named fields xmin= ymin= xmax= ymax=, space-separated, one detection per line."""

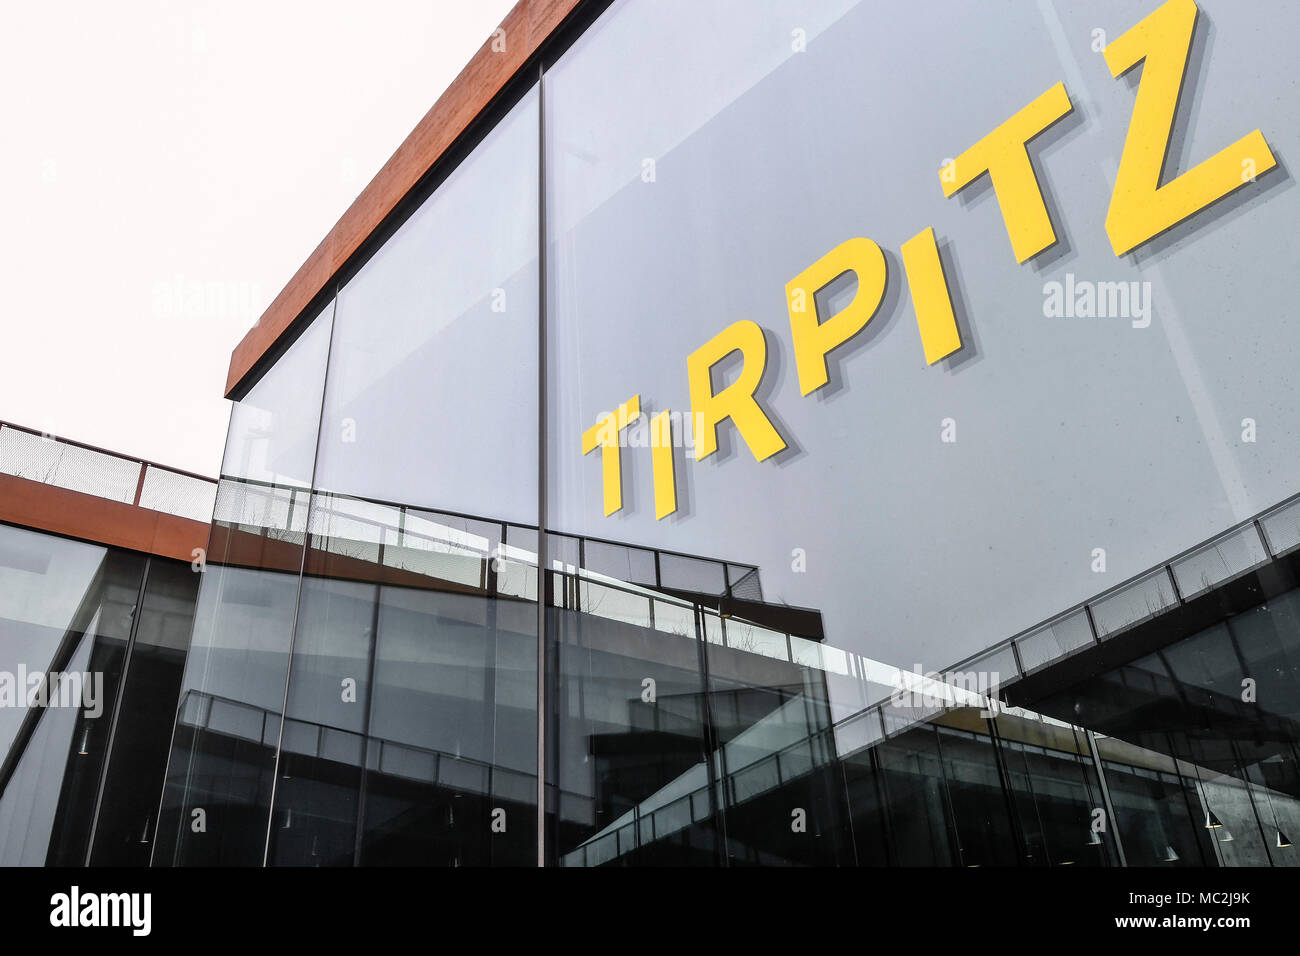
xmin=0 ymin=474 xmax=210 ymax=564
xmin=224 ymin=0 xmax=586 ymax=398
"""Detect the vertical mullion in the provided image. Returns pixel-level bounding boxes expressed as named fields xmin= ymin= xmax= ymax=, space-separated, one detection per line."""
xmin=1084 ymin=728 xmax=1127 ymax=867
xmin=535 ymin=63 xmax=548 ymax=868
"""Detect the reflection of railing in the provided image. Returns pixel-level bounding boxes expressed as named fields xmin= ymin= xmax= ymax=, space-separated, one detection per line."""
xmin=212 ymin=477 xmax=310 ymax=542
xmin=569 ymin=785 xmax=717 ymax=868
xmin=567 ymin=694 xmax=842 ymax=866
xmin=0 ymin=421 xmax=217 ymax=522
xmin=551 ymin=531 xmax=760 ymax=601
xmin=948 ymin=490 xmax=1300 ymax=689
xmin=176 ymin=689 xmax=535 ymax=804
xmin=210 ymin=479 xmax=766 ymax=609
xmin=216 ymin=478 xmax=1300 ymax=753
xmin=566 ymin=692 xmax=1300 ymax=867
xmin=552 ymin=566 xmax=826 ymax=667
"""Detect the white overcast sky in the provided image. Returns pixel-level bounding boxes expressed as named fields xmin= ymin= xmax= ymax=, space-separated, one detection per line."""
xmin=0 ymin=0 xmax=516 ymax=477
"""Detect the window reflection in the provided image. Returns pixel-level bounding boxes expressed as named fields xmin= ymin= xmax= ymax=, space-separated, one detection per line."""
xmin=0 ymin=526 xmax=198 ymax=866
xmin=257 ymin=494 xmax=540 ymax=867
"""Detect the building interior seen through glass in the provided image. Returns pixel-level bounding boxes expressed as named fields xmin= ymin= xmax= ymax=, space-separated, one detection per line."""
xmin=5 ymin=0 xmax=1289 ymax=867
xmin=0 ymin=525 xmax=198 ymax=866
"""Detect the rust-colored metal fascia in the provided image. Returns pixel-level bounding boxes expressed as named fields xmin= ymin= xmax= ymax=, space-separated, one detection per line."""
xmin=225 ymin=0 xmax=584 ymax=398
xmin=0 ymin=474 xmax=209 ymax=563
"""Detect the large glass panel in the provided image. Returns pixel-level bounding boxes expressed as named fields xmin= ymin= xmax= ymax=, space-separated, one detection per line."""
xmin=313 ymin=85 xmax=539 ymax=523
xmin=873 ymin=725 xmax=959 ymax=866
xmin=362 ymin=579 xmax=537 ymax=865
xmin=0 ymin=616 xmax=102 ymax=865
xmin=88 ymin=558 xmax=200 ymax=866
xmin=221 ymin=303 xmax=334 ymax=489
xmin=267 ymin=493 xmax=538 ymax=867
xmin=152 ymin=560 xmax=301 ymax=866
xmin=547 ymin=540 xmax=722 ymax=866
xmin=267 ymin=572 xmax=373 ymax=867
xmin=0 ymin=529 xmax=145 ymax=865
xmin=0 ymin=525 xmax=112 ymax=762
xmin=258 ymin=82 xmax=542 ymax=867
xmin=543 ymin=0 xmax=1300 ymax=797
xmin=930 ymin=716 xmax=1020 ymax=867
xmin=1094 ymin=735 xmax=1215 ymax=867
xmin=42 ymin=552 xmax=150 ymax=867
xmin=704 ymin=617 xmax=855 ymax=866
xmin=539 ymin=0 xmax=1300 ymax=869
xmin=838 ymin=727 xmax=891 ymax=865
xmin=991 ymin=710 xmax=1116 ymax=867
xmin=154 ymin=301 xmax=334 ymax=866
xmin=1025 ymin=576 xmax=1300 ymax=868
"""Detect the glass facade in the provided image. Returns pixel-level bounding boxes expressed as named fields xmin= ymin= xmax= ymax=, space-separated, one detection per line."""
xmin=154 ymin=86 xmax=543 ymax=867
xmin=142 ymin=0 xmax=1300 ymax=867
xmin=0 ymin=523 xmax=199 ymax=866
xmin=153 ymin=301 xmax=334 ymax=866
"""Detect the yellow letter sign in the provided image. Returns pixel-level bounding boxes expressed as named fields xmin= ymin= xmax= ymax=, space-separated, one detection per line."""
xmin=1104 ymin=0 xmax=1276 ymax=255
